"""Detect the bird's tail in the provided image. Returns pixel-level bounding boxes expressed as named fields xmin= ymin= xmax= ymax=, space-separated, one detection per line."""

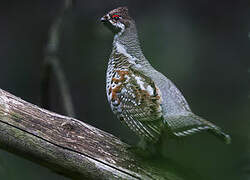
xmin=207 ymin=127 xmax=231 ymax=144
xmin=195 ymin=114 xmax=231 ymax=144
xmin=166 ymin=113 xmax=231 ymax=144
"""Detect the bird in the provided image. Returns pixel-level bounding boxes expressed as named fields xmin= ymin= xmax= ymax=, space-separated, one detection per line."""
xmin=100 ymin=7 xmax=231 ymax=145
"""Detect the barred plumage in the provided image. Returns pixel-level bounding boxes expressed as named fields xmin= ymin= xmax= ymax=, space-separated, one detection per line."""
xmin=101 ymin=7 xmax=231 ymax=144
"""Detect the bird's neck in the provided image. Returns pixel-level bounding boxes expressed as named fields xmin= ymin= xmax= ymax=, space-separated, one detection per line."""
xmin=112 ymin=23 xmax=146 ymax=64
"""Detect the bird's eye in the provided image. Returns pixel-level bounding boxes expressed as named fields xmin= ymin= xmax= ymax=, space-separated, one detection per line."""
xmin=112 ymin=14 xmax=120 ymax=21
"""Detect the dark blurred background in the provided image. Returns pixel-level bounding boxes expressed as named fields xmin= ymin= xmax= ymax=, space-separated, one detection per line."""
xmin=0 ymin=0 xmax=249 ymax=179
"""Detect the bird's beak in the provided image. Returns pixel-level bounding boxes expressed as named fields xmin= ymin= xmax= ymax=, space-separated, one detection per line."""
xmin=100 ymin=15 xmax=108 ymax=22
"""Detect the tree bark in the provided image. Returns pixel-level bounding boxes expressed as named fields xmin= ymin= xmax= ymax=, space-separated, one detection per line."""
xmin=0 ymin=88 xmax=199 ymax=180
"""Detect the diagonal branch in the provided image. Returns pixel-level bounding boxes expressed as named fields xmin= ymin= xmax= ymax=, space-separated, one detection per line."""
xmin=0 ymin=88 xmax=200 ymax=180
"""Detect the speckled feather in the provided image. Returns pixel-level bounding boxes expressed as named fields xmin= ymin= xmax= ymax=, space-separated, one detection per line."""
xmin=106 ymin=48 xmax=163 ymax=141
xmin=102 ymin=7 xmax=231 ymax=144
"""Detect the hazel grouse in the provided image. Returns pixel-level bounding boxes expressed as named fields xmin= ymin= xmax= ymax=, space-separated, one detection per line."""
xmin=101 ymin=7 xmax=231 ymax=144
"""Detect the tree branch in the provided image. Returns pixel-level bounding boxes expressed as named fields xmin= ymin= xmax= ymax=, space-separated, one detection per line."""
xmin=0 ymin=88 xmax=200 ymax=180
xmin=41 ymin=0 xmax=75 ymax=117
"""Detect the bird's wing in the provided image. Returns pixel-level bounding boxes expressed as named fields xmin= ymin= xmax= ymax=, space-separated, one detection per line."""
xmin=167 ymin=79 xmax=191 ymax=111
xmin=108 ymin=68 xmax=164 ymax=142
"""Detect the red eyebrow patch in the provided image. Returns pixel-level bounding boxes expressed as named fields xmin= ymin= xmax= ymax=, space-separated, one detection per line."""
xmin=112 ymin=14 xmax=120 ymax=18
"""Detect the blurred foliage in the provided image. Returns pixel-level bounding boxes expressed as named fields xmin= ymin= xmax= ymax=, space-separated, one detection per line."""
xmin=0 ymin=0 xmax=249 ymax=179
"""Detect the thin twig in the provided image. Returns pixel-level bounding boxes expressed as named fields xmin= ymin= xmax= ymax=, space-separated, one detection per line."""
xmin=41 ymin=0 xmax=75 ymax=117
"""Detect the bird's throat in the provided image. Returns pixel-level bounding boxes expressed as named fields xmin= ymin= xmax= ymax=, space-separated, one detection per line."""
xmin=113 ymin=25 xmax=144 ymax=61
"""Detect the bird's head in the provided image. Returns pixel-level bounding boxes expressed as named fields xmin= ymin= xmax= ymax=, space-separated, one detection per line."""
xmin=100 ymin=7 xmax=133 ymax=35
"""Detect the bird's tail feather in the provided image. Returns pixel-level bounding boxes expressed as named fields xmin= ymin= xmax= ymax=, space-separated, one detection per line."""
xmin=195 ymin=114 xmax=231 ymax=144
xmin=166 ymin=113 xmax=231 ymax=144
xmin=207 ymin=127 xmax=231 ymax=144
